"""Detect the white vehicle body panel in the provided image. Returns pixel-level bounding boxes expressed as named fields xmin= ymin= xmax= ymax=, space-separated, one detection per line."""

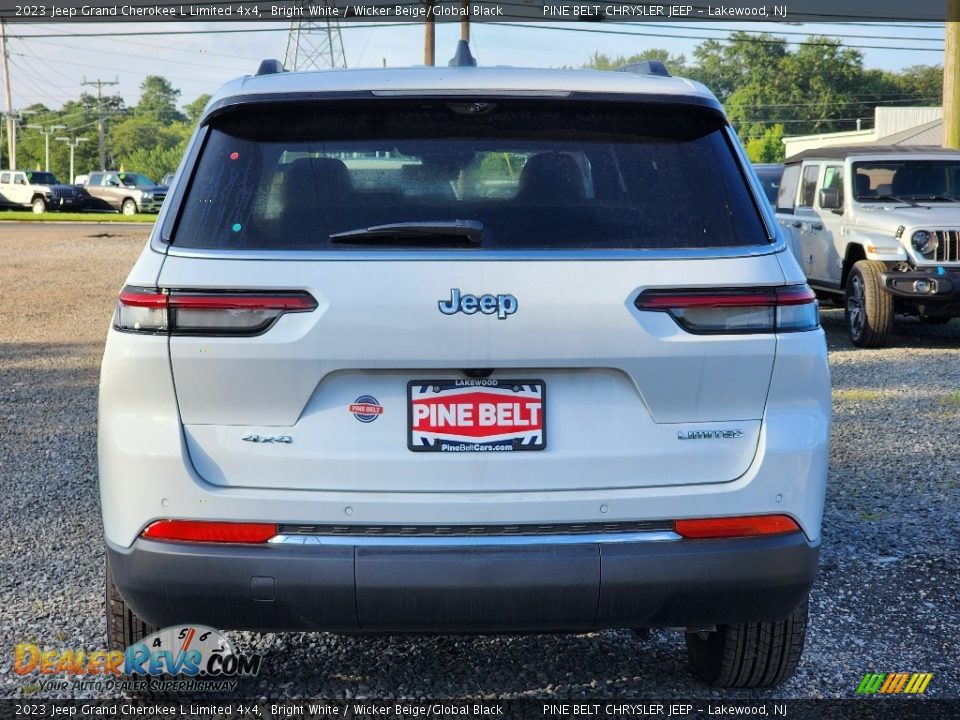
xmin=99 ymin=312 xmax=829 ymax=547
xmin=157 ymin=254 xmax=785 ymax=492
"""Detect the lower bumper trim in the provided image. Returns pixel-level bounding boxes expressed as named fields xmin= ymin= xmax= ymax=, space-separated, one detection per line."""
xmin=107 ymin=532 xmax=818 ymax=633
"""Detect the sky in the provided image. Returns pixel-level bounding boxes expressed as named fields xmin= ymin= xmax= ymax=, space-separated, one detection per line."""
xmin=2 ymin=20 xmax=947 ymax=111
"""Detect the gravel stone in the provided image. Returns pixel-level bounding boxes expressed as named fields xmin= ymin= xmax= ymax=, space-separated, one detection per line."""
xmin=0 ymin=225 xmax=957 ymax=699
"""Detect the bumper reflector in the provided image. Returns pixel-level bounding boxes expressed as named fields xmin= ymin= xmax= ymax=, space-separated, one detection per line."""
xmin=142 ymin=520 xmax=278 ymax=544
xmin=674 ymin=514 xmax=800 ymax=539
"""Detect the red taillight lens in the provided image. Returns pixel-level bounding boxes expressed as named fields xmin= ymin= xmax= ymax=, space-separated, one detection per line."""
xmin=636 ymin=285 xmax=819 ymax=334
xmin=142 ymin=520 xmax=278 ymax=544
xmin=674 ymin=514 xmax=800 ymax=539
xmin=114 ymin=286 xmax=317 ymax=335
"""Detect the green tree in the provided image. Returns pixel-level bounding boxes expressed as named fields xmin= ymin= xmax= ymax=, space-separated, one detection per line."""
xmin=120 ymin=144 xmax=187 ymax=182
xmin=110 ymin=117 xmax=190 ymax=164
xmin=687 ymin=33 xmax=789 ymax=103
xmin=582 ymin=49 xmax=687 ymax=75
xmin=136 ymin=76 xmax=184 ymax=124
xmin=744 ymin=124 xmax=785 ymax=163
xmin=14 ymin=103 xmax=52 ymax=173
xmin=183 ymin=93 xmax=212 ymax=125
xmin=894 ymin=65 xmax=943 ymax=104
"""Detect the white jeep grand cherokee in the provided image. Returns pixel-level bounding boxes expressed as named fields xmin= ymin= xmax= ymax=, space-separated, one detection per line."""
xmin=99 ymin=58 xmax=831 ymax=687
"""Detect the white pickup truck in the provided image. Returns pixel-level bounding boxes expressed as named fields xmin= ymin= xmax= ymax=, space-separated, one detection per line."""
xmin=776 ymin=145 xmax=960 ymax=347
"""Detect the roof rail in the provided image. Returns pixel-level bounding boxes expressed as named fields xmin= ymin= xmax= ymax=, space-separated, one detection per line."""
xmin=616 ymin=60 xmax=670 ymax=78
xmin=448 ymin=40 xmax=478 ymax=68
xmin=256 ymin=59 xmax=287 ymax=76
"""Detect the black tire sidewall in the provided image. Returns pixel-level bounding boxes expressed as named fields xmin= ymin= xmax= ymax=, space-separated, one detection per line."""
xmin=844 ymin=260 xmax=894 ymax=348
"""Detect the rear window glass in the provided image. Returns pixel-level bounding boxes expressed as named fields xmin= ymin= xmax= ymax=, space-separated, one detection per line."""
xmin=172 ymin=100 xmax=770 ymax=251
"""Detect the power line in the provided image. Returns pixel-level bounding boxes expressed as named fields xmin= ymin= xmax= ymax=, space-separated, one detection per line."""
xmin=493 ymin=22 xmax=945 ymax=52
xmin=5 ymin=17 xmax=947 ymax=53
xmin=6 ymin=56 xmax=71 ymax=105
xmin=23 ymin=37 xmax=252 ymax=74
xmin=9 ymin=50 xmax=223 ymax=86
xmin=5 ymin=23 xmax=407 ymax=39
xmin=735 ymin=96 xmax=942 ymax=108
xmin=596 ymin=21 xmax=944 ymax=43
xmin=12 ymin=40 xmax=78 ymax=91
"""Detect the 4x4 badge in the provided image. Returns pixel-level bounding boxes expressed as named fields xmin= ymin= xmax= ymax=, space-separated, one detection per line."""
xmin=439 ymin=288 xmax=518 ymax=319
xmin=242 ymin=434 xmax=293 ymax=444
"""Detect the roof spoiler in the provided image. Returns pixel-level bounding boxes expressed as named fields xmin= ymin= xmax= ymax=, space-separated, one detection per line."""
xmin=616 ymin=60 xmax=670 ymax=77
xmin=256 ymin=59 xmax=287 ymax=76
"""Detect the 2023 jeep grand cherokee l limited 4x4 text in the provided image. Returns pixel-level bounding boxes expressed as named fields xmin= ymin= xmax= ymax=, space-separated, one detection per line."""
xmin=99 ymin=60 xmax=831 ymax=688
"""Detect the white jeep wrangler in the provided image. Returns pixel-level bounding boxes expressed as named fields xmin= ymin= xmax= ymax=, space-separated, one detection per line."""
xmin=776 ymin=146 xmax=960 ymax=347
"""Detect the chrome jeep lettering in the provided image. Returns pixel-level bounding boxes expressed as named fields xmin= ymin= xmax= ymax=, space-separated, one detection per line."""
xmin=438 ymin=288 xmax=518 ymax=319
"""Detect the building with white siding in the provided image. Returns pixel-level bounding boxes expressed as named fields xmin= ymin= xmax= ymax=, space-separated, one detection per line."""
xmin=783 ymin=107 xmax=944 ymax=158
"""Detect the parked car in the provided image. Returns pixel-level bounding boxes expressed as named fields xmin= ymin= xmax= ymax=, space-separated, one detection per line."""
xmin=753 ymin=163 xmax=783 ymax=206
xmin=0 ymin=170 xmax=86 ymax=213
xmin=100 ymin=56 xmax=830 ymax=687
xmin=777 ymin=145 xmax=960 ymax=347
xmin=79 ymin=171 xmax=167 ymax=215
xmin=161 ymin=172 xmax=176 ymax=187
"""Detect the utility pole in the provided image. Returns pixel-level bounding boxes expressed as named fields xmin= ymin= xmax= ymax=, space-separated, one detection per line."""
xmin=56 ymin=136 xmax=89 ymax=184
xmin=1 ymin=20 xmax=14 ymax=168
xmin=461 ymin=0 xmax=470 ymax=43
xmin=26 ymin=123 xmax=66 ymax=172
xmin=945 ymin=2 xmax=960 ymax=148
xmin=424 ymin=0 xmax=435 ymax=65
xmin=81 ymin=76 xmax=118 ymax=170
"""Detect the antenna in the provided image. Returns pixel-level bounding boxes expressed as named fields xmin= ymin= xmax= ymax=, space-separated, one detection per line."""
xmin=448 ymin=40 xmax=477 ymax=68
xmin=616 ymin=61 xmax=670 ymax=77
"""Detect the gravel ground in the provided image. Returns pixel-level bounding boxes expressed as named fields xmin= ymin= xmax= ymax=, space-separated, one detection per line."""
xmin=0 ymin=224 xmax=958 ymax=700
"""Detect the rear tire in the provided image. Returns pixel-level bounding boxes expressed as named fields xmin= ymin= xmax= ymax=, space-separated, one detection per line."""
xmin=106 ymin=557 xmax=157 ymax=652
xmin=685 ymin=601 xmax=808 ymax=688
xmin=845 ymin=260 xmax=893 ymax=348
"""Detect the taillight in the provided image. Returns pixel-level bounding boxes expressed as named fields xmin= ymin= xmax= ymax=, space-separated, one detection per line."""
xmin=142 ymin=520 xmax=278 ymax=544
xmin=114 ymin=286 xmax=317 ymax=336
xmin=636 ymin=285 xmax=819 ymax=334
xmin=674 ymin=515 xmax=800 ymax=539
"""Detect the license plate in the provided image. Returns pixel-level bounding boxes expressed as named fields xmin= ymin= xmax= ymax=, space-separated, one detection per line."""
xmin=407 ymin=379 xmax=546 ymax=452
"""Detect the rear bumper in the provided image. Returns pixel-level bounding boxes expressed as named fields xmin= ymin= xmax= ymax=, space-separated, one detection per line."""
xmin=107 ymin=532 xmax=818 ymax=633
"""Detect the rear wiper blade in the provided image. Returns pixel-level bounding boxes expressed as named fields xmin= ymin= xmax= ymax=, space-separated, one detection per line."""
xmin=329 ymin=220 xmax=484 ymax=246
